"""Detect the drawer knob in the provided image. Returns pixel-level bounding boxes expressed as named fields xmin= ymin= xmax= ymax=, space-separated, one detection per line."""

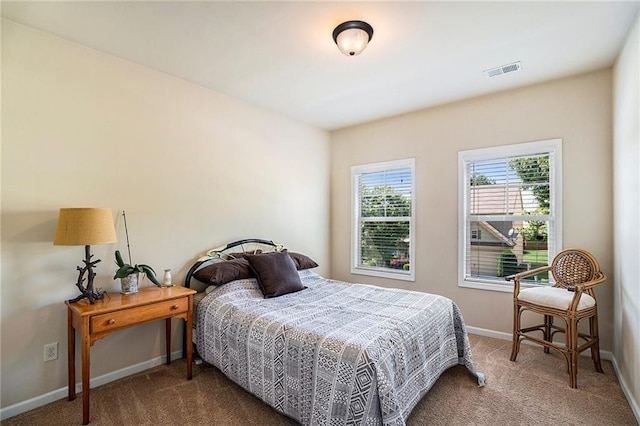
xmin=171 ymin=304 xmax=179 ymax=310
xmin=107 ymin=319 xmax=116 ymax=325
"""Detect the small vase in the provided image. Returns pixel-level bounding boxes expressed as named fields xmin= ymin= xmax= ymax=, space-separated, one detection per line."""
xmin=120 ymin=272 xmax=139 ymax=294
xmin=162 ymin=269 xmax=172 ymax=286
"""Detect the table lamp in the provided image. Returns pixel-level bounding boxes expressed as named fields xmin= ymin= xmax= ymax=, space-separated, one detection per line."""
xmin=54 ymin=208 xmax=117 ymax=304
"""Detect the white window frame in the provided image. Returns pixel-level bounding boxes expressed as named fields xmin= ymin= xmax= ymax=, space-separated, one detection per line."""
xmin=458 ymin=139 xmax=562 ymax=292
xmin=351 ymin=158 xmax=416 ymax=281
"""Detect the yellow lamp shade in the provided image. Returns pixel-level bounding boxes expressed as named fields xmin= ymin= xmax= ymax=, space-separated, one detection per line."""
xmin=54 ymin=208 xmax=117 ymax=246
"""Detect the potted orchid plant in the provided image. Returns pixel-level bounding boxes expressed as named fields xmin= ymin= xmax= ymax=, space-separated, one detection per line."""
xmin=113 ymin=210 xmax=161 ymax=294
xmin=114 ymin=249 xmax=161 ymax=293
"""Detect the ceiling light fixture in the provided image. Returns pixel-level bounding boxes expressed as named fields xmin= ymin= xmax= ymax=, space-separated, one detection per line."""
xmin=332 ymin=20 xmax=374 ymax=56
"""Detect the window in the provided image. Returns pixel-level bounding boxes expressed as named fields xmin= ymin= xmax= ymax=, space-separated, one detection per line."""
xmin=352 ymin=159 xmax=415 ymax=281
xmin=458 ymin=139 xmax=562 ymax=292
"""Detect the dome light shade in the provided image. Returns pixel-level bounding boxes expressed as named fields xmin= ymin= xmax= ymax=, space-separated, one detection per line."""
xmin=332 ymin=21 xmax=374 ymax=56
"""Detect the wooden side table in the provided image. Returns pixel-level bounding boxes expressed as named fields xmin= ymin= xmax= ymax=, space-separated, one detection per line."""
xmin=66 ymin=286 xmax=196 ymax=425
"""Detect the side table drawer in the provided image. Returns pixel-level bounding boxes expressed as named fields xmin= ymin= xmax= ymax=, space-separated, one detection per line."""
xmin=92 ymin=298 xmax=188 ymax=333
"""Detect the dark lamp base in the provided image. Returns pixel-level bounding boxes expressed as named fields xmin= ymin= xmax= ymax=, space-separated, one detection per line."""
xmin=68 ymin=289 xmax=106 ymax=304
xmin=68 ymin=245 xmax=107 ymax=304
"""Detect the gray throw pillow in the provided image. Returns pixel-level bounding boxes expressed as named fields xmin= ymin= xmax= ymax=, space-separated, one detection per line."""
xmin=193 ymin=258 xmax=253 ymax=286
xmin=246 ymin=250 xmax=305 ymax=298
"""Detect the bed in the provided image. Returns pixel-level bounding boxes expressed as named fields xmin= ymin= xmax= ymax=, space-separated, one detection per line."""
xmin=184 ymin=239 xmax=484 ymax=425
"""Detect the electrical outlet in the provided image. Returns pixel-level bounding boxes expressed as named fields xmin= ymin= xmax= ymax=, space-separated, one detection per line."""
xmin=44 ymin=342 xmax=58 ymax=362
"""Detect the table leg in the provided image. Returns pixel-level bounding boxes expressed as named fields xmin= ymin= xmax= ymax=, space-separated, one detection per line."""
xmin=165 ymin=318 xmax=171 ymax=365
xmin=67 ymin=309 xmax=75 ymax=401
xmin=186 ymin=298 xmax=193 ymax=380
xmin=81 ymin=318 xmax=90 ymax=425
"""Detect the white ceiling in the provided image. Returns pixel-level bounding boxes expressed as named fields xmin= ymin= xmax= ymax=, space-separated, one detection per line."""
xmin=2 ymin=1 xmax=639 ymax=130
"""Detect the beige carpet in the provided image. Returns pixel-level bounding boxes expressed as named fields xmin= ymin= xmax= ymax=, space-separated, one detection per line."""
xmin=3 ymin=335 xmax=637 ymax=425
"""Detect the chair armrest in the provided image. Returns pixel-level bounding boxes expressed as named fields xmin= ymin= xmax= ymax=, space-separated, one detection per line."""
xmin=571 ymin=271 xmax=607 ymax=292
xmin=566 ymin=272 xmax=606 ymax=311
xmin=505 ymin=265 xmax=551 ymax=282
xmin=506 ymin=265 xmax=552 ymax=297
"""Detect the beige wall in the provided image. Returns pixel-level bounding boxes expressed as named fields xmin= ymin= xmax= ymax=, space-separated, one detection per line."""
xmin=1 ymin=20 xmax=330 ymax=408
xmin=613 ymin=13 xmax=640 ymax=416
xmin=331 ymin=70 xmax=614 ymax=349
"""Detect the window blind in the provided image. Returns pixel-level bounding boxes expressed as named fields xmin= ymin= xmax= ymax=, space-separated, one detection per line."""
xmin=461 ymin=142 xmax=560 ymax=287
xmin=352 ymin=159 xmax=414 ymax=280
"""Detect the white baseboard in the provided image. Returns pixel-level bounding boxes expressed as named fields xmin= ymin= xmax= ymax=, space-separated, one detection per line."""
xmin=466 ymin=325 xmax=513 ymax=341
xmin=465 ymin=326 xmax=614 ymax=361
xmin=0 ymin=350 xmax=183 ymax=421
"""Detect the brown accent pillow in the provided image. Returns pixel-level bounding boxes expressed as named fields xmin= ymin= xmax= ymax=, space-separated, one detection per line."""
xmin=193 ymin=258 xmax=253 ymax=286
xmin=245 ymin=250 xmax=305 ymax=298
xmin=288 ymin=252 xmax=319 ymax=270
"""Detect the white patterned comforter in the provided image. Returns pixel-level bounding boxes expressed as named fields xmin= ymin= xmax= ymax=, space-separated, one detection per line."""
xmin=196 ymin=270 xmax=483 ymax=425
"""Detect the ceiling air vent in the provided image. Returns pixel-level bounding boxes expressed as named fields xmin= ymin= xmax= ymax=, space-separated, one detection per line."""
xmin=483 ymin=61 xmax=521 ymax=78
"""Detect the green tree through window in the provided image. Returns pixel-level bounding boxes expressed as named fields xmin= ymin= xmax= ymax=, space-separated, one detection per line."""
xmin=470 ymin=174 xmax=496 ymax=186
xmin=360 ymin=185 xmax=411 ymax=269
xmin=509 ymin=156 xmax=550 ymax=207
xmin=509 ymin=155 xmax=550 ymax=242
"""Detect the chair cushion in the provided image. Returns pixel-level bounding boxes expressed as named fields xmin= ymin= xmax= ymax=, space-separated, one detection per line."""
xmin=518 ymin=286 xmax=596 ymax=311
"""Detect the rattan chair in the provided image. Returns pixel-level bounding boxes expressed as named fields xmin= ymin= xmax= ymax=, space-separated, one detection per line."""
xmin=507 ymin=248 xmax=606 ymax=388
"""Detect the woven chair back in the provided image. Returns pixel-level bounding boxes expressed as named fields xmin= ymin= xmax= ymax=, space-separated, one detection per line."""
xmin=550 ymin=249 xmax=601 ymax=288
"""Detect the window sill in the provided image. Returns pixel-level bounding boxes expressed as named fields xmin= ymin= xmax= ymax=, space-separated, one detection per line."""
xmin=458 ymin=280 xmax=514 ymax=293
xmin=459 ymin=279 xmax=548 ymax=293
xmin=351 ymin=267 xmax=415 ymax=282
